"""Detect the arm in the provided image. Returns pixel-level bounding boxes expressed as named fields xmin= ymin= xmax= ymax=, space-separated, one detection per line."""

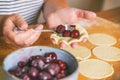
xmin=43 ymin=0 xmax=96 ymax=48
xmin=43 ymin=0 xmax=69 ymax=20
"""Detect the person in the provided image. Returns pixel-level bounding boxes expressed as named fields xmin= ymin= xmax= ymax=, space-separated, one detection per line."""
xmin=0 ymin=0 xmax=96 ymax=48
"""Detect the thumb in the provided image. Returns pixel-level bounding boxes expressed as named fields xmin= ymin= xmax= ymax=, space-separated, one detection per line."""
xmin=34 ymin=24 xmax=43 ymax=30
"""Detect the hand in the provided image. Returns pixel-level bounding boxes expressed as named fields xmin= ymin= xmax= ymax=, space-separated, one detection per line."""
xmin=46 ymin=8 xmax=96 ymax=48
xmin=3 ymin=14 xmax=43 ymax=47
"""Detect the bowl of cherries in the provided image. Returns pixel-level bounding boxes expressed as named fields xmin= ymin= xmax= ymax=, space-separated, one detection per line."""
xmin=2 ymin=46 xmax=79 ymax=80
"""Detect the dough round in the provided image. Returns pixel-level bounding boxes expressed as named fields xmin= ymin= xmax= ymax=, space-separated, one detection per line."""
xmin=50 ymin=24 xmax=88 ymax=45
xmin=62 ymin=46 xmax=91 ymax=60
xmin=92 ymin=46 xmax=120 ymax=61
xmin=88 ymin=33 xmax=116 ymax=46
xmin=79 ymin=59 xmax=114 ymax=79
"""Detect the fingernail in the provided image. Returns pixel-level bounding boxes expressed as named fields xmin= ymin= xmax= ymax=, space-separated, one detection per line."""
xmin=82 ymin=37 xmax=87 ymax=42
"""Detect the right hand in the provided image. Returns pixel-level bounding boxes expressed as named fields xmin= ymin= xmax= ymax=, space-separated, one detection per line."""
xmin=2 ymin=14 xmax=43 ymax=47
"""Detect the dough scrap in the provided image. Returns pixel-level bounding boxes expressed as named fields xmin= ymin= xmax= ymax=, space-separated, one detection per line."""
xmin=88 ymin=33 xmax=116 ymax=46
xmin=79 ymin=59 xmax=114 ymax=79
xmin=92 ymin=46 xmax=120 ymax=61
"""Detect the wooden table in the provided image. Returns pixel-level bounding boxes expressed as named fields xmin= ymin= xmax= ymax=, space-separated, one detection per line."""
xmin=0 ymin=7 xmax=120 ymax=80
xmin=97 ymin=7 xmax=120 ymax=24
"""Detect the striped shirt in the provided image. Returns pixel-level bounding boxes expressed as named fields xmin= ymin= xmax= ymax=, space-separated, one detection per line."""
xmin=0 ymin=0 xmax=44 ymax=24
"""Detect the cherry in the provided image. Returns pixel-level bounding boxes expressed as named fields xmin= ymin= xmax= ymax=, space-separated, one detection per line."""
xmin=28 ymin=56 xmax=36 ymax=64
xmin=18 ymin=61 xmax=27 ymax=68
xmin=29 ymin=67 xmax=38 ymax=78
xmin=37 ymin=59 xmax=45 ymax=70
xmin=31 ymin=58 xmax=45 ymax=70
xmin=71 ymin=29 xmax=80 ymax=38
xmin=57 ymin=60 xmax=67 ymax=70
xmin=14 ymin=67 xmax=22 ymax=77
xmin=8 ymin=52 xmax=69 ymax=80
xmin=31 ymin=60 xmax=38 ymax=68
xmin=56 ymin=25 xmax=65 ymax=33
xmin=38 ymin=71 xmax=52 ymax=80
xmin=45 ymin=52 xmax=57 ymax=63
xmin=22 ymin=74 xmax=31 ymax=80
xmin=56 ymin=72 xmax=66 ymax=79
xmin=8 ymin=69 xmax=16 ymax=76
xmin=46 ymin=63 xmax=60 ymax=76
xmin=70 ymin=25 xmax=75 ymax=28
xmin=62 ymin=30 xmax=71 ymax=37
xmin=70 ymin=25 xmax=75 ymax=31
xmin=21 ymin=66 xmax=29 ymax=73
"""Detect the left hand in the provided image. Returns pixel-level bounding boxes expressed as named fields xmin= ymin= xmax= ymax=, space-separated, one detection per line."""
xmin=45 ymin=7 xmax=96 ymax=48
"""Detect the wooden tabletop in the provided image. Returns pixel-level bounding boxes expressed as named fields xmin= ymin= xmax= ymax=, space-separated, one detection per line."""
xmin=97 ymin=7 xmax=120 ymax=24
xmin=0 ymin=7 xmax=120 ymax=80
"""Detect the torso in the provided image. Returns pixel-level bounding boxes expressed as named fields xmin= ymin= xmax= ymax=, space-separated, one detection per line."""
xmin=0 ymin=0 xmax=44 ymax=24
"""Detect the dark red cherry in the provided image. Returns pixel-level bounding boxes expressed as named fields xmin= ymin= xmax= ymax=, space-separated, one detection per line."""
xmin=37 ymin=59 xmax=45 ymax=70
xmin=29 ymin=67 xmax=38 ymax=78
xmin=31 ymin=60 xmax=38 ymax=68
xmin=28 ymin=56 xmax=36 ymax=63
xmin=18 ymin=61 xmax=26 ymax=68
xmin=35 ymin=55 xmax=44 ymax=59
xmin=62 ymin=30 xmax=71 ymax=37
xmin=56 ymin=25 xmax=65 ymax=33
xmin=46 ymin=63 xmax=60 ymax=76
xmin=21 ymin=66 xmax=29 ymax=73
xmin=45 ymin=52 xmax=57 ymax=63
xmin=56 ymin=72 xmax=66 ymax=79
xmin=57 ymin=60 xmax=67 ymax=70
xmin=31 ymin=59 xmax=45 ymax=70
xmin=71 ymin=30 xmax=80 ymax=38
xmin=22 ymin=74 xmax=31 ymax=80
xmin=38 ymin=71 xmax=52 ymax=80
xmin=56 ymin=70 xmax=67 ymax=79
xmin=70 ymin=25 xmax=75 ymax=28
xmin=70 ymin=25 xmax=76 ymax=31
xmin=8 ymin=69 xmax=16 ymax=76
xmin=14 ymin=67 xmax=22 ymax=77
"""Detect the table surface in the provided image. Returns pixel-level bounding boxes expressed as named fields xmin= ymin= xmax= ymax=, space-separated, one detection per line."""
xmin=0 ymin=7 xmax=120 ymax=80
xmin=97 ymin=7 xmax=120 ymax=24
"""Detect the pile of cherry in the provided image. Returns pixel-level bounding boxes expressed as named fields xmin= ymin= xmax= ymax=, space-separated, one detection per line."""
xmin=8 ymin=52 xmax=68 ymax=80
xmin=56 ymin=25 xmax=80 ymax=38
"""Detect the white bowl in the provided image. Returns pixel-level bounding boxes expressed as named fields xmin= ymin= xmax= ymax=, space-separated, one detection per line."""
xmin=2 ymin=46 xmax=79 ymax=80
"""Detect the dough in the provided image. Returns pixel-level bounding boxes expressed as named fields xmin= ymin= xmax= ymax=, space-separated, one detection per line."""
xmin=79 ymin=59 xmax=114 ymax=79
xmin=88 ymin=33 xmax=116 ymax=46
xmin=50 ymin=24 xmax=88 ymax=45
xmin=62 ymin=46 xmax=91 ymax=60
xmin=92 ymin=46 xmax=120 ymax=61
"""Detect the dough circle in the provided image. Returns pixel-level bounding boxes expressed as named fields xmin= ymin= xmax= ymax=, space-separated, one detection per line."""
xmin=79 ymin=59 xmax=114 ymax=79
xmin=62 ymin=46 xmax=91 ymax=60
xmin=88 ymin=33 xmax=116 ymax=46
xmin=92 ymin=46 xmax=120 ymax=61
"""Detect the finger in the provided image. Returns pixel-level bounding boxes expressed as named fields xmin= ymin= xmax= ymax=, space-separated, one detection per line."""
xmin=34 ymin=24 xmax=43 ymax=29
xmin=83 ymin=11 xmax=96 ymax=19
xmin=51 ymin=38 xmax=56 ymax=44
xmin=70 ymin=42 xmax=78 ymax=48
xmin=24 ymin=25 xmax=43 ymax=46
xmin=59 ymin=42 xmax=67 ymax=48
xmin=82 ymin=37 xmax=88 ymax=42
xmin=76 ymin=9 xmax=96 ymax=19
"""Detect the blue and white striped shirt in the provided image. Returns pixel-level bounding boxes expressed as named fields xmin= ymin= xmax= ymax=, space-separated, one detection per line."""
xmin=0 ymin=0 xmax=44 ymax=24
